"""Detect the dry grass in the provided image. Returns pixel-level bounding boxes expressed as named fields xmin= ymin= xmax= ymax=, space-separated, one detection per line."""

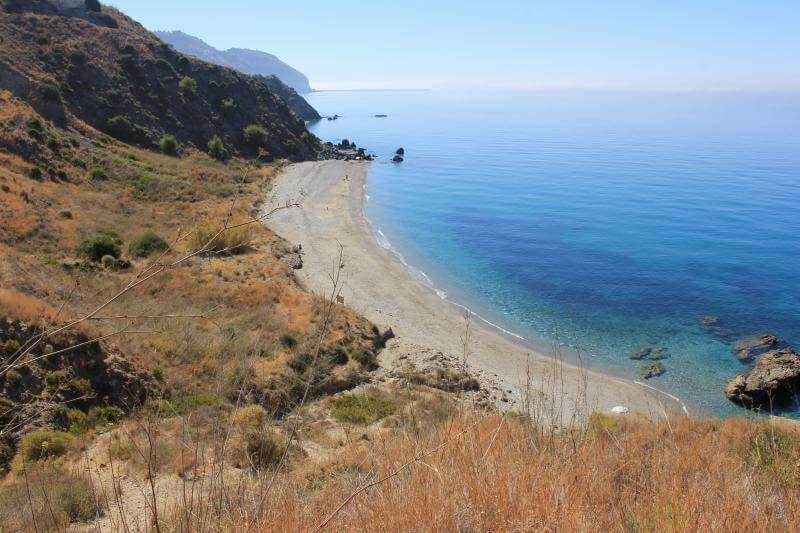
xmin=148 ymin=410 xmax=799 ymax=531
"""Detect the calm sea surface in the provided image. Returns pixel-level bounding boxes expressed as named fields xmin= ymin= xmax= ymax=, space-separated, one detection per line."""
xmin=306 ymin=90 xmax=800 ymax=417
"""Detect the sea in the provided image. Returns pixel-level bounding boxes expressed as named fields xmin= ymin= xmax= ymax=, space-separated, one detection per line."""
xmin=306 ymin=89 xmax=800 ymax=418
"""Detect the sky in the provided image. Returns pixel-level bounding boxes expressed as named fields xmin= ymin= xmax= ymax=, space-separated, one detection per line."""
xmin=107 ymin=0 xmax=800 ymax=91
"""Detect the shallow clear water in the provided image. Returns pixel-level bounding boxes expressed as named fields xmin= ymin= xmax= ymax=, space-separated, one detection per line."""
xmin=307 ymin=90 xmax=800 ymax=417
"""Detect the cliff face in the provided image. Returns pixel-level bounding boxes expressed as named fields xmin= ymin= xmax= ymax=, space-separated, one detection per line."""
xmin=0 ymin=2 xmax=319 ymax=159
xmin=156 ymin=31 xmax=314 ymax=95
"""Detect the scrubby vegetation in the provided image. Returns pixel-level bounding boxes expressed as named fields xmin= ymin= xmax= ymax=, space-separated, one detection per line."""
xmin=207 ymin=134 xmax=229 ymax=160
xmin=127 ymin=230 xmax=169 ymax=257
xmin=76 ymin=230 xmax=121 ymax=261
xmin=159 ymin=134 xmax=180 ymax=156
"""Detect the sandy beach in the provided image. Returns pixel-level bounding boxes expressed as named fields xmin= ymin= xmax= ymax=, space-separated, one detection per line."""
xmin=266 ymin=160 xmax=687 ymax=421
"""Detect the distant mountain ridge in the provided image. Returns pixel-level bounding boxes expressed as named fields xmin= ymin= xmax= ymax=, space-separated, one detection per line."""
xmin=155 ymin=31 xmax=313 ymax=94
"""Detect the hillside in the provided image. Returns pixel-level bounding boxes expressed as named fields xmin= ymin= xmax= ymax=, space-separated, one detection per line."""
xmin=0 ymin=1 xmax=319 ymax=160
xmin=156 ymin=30 xmax=320 ymax=121
xmin=156 ymin=30 xmax=314 ymax=94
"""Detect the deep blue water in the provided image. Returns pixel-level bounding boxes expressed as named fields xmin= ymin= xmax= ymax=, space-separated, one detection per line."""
xmin=306 ymin=90 xmax=800 ymax=417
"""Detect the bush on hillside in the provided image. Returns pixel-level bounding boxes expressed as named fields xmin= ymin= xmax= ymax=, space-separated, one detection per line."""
xmin=13 ymin=430 xmax=74 ymax=465
xmin=331 ymin=393 xmax=395 ymax=425
xmin=38 ymin=83 xmax=61 ymax=102
xmin=207 ymin=135 xmax=229 ymax=160
xmin=85 ymin=0 xmax=101 ymax=12
xmin=107 ymin=115 xmax=144 ymax=144
xmin=179 ymin=76 xmax=198 ymax=98
xmin=159 ymin=134 xmax=179 ymax=155
xmin=89 ymin=167 xmax=108 ymax=180
xmin=243 ymin=124 xmax=269 ymax=149
xmin=221 ymin=98 xmax=236 ymax=115
xmin=128 ymin=231 xmax=168 ymax=257
xmin=76 ymin=230 xmax=121 ymax=262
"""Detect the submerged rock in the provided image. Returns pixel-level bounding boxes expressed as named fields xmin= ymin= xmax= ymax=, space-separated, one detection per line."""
xmin=725 ymin=348 xmax=800 ymax=410
xmin=732 ymin=333 xmax=780 ymax=362
xmin=392 ymin=155 xmax=404 ymax=163
xmin=629 ymin=347 xmax=669 ymax=361
xmin=638 ymin=362 xmax=665 ymax=379
xmin=700 ymin=316 xmax=719 ymax=326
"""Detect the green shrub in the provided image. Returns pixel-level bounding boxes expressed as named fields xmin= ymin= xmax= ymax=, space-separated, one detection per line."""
xmin=96 ymin=405 xmax=124 ymax=424
xmin=179 ymin=76 xmax=198 ymax=98
xmin=89 ymin=167 xmax=108 ymax=180
xmin=331 ymin=393 xmax=395 ymax=425
xmin=14 ymin=430 xmax=74 ymax=465
xmin=28 ymin=167 xmax=43 ymax=180
xmin=207 ymin=134 xmax=229 ymax=160
xmin=243 ymin=124 xmax=269 ymax=149
xmin=76 ymin=231 xmax=121 ymax=262
xmin=128 ymin=231 xmax=168 ymax=257
xmin=159 ymin=134 xmax=179 ymax=155
xmin=100 ymin=254 xmax=117 ymax=269
xmin=107 ymin=115 xmax=141 ymax=143
xmin=85 ymin=0 xmax=101 ymax=12
xmin=220 ymin=98 xmax=235 ymax=114
xmin=38 ymin=83 xmax=61 ymax=102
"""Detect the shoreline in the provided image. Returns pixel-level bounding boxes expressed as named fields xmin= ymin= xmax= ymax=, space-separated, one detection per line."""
xmin=265 ymin=160 xmax=688 ymax=421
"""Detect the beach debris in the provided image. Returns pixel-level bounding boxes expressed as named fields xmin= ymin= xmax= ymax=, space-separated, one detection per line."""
xmin=610 ymin=405 xmax=629 ymax=414
xmin=725 ymin=347 xmax=800 ymax=410
xmin=731 ymin=333 xmax=781 ymax=362
xmin=638 ymin=362 xmax=665 ymax=379
xmin=396 ymin=147 xmax=405 ymax=155
xmin=392 ymin=155 xmax=404 ymax=163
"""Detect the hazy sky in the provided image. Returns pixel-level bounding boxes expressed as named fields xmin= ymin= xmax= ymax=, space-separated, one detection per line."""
xmin=108 ymin=0 xmax=799 ymax=91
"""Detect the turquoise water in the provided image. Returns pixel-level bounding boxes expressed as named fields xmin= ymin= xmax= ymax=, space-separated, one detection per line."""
xmin=306 ymin=90 xmax=800 ymax=417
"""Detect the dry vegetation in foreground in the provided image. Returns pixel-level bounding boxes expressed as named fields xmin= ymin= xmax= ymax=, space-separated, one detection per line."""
xmin=1 ymin=391 xmax=798 ymax=531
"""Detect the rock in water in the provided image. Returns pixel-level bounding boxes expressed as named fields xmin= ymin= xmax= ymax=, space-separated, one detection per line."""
xmin=396 ymin=147 xmax=405 ymax=155
xmin=732 ymin=333 xmax=780 ymax=362
xmin=392 ymin=155 xmax=404 ymax=163
xmin=629 ymin=348 xmax=651 ymax=360
xmin=725 ymin=348 xmax=800 ymax=410
xmin=638 ymin=362 xmax=665 ymax=379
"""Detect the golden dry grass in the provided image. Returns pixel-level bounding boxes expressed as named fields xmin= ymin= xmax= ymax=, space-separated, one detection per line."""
xmin=158 ymin=410 xmax=799 ymax=531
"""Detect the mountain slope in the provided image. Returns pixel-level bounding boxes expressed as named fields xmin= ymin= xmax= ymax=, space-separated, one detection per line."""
xmin=0 ymin=1 xmax=319 ymax=160
xmin=156 ymin=30 xmax=313 ymax=94
xmin=156 ymin=30 xmax=319 ymax=121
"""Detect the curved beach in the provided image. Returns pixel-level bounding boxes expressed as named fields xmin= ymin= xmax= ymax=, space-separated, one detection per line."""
xmin=266 ymin=160 xmax=686 ymax=421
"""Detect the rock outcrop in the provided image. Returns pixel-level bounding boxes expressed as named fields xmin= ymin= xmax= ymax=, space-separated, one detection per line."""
xmin=725 ymin=348 xmax=800 ymax=410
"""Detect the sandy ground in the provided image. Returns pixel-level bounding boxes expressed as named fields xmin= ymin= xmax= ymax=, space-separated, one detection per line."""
xmin=265 ymin=160 xmax=687 ymax=422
